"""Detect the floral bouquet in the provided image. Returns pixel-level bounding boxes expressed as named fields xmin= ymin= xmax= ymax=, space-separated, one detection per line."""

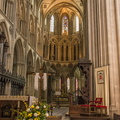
xmin=13 ymin=101 xmax=50 ymax=120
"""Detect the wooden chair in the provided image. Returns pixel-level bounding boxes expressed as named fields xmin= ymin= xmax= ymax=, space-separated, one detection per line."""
xmin=89 ymin=98 xmax=103 ymax=113
xmin=89 ymin=98 xmax=107 ymax=116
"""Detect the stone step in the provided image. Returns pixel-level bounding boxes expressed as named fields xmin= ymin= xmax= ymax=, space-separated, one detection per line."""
xmin=70 ymin=115 xmax=110 ymax=120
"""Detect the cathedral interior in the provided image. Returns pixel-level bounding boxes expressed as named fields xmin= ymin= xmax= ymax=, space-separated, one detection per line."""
xmin=0 ymin=0 xmax=120 ymax=120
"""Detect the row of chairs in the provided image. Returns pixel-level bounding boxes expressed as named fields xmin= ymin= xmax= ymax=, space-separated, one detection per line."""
xmin=81 ymin=98 xmax=107 ymax=116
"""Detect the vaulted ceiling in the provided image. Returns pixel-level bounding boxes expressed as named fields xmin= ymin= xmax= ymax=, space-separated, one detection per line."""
xmin=39 ymin=0 xmax=84 ymax=19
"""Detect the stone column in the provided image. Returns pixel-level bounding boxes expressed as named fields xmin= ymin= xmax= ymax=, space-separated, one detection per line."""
xmin=76 ymin=44 xmax=78 ymax=60
xmin=55 ymin=77 xmax=60 ymax=92
xmin=52 ymin=79 xmax=56 ymax=92
xmin=51 ymin=44 xmax=54 ymax=60
xmin=70 ymin=77 xmax=75 ymax=92
xmin=0 ymin=32 xmax=6 ymax=65
xmin=5 ymin=81 xmax=11 ymax=95
xmin=64 ymin=45 xmax=66 ymax=61
xmin=114 ymin=0 xmax=120 ymax=113
xmin=71 ymin=45 xmax=74 ymax=61
xmin=55 ymin=45 xmax=58 ymax=60
xmin=58 ymin=45 xmax=61 ymax=61
xmin=26 ymin=70 xmax=35 ymax=96
xmin=69 ymin=45 xmax=71 ymax=61
xmin=70 ymin=77 xmax=76 ymax=101
xmin=105 ymin=0 xmax=119 ymax=116
xmin=3 ymin=41 xmax=9 ymax=68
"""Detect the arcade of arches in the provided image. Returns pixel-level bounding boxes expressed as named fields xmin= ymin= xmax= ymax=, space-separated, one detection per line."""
xmin=0 ymin=0 xmax=120 ymax=119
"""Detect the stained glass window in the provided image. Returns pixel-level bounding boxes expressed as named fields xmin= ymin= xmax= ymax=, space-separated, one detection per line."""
xmin=50 ymin=15 xmax=54 ymax=32
xmin=67 ymin=78 xmax=70 ymax=92
xmin=76 ymin=16 xmax=79 ymax=31
xmin=76 ymin=78 xmax=78 ymax=96
xmin=62 ymin=16 xmax=68 ymax=35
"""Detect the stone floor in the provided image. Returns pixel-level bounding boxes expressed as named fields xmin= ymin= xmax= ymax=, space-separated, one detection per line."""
xmin=50 ymin=107 xmax=110 ymax=120
xmin=51 ymin=107 xmax=70 ymax=120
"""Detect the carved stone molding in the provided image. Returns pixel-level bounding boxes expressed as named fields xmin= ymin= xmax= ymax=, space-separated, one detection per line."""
xmin=9 ymin=26 xmax=13 ymax=35
xmin=78 ymin=58 xmax=92 ymax=103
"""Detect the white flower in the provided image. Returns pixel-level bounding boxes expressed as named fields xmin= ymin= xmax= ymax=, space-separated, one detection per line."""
xmin=26 ymin=108 xmax=31 ymax=112
xmin=34 ymin=113 xmax=38 ymax=117
xmin=35 ymin=106 xmax=39 ymax=109
xmin=29 ymin=119 xmax=33 ymax=120
xmin=32 ymin=101 xmax=36 ymax=104
xmin=43 ymin=105 xmax=46 ymax=108
xmin=45 ymin=112 xmax=49 ymax=117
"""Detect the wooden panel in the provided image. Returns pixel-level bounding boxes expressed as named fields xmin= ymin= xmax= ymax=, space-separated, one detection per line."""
xmin=46 ymin=116 xmax=62 ymax=120
xmin=69 ymin=105 xmax=83 ymax=115
xmin=114 ymin=113 xmax=120 ymax=120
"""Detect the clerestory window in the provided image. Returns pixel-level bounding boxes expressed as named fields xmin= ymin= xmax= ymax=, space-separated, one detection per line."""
xmin=50 ymin=15 xmax=54 ymax=32
xmin=62 ymin=16 xmax=68 ymax=35
xmin=76 ymin=16 xmax=79 ymax=31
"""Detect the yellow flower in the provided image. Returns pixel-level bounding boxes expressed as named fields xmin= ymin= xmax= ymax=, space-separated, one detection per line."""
xmin=28 ymin=113 xmax=32 ymax=117
xmin=30 ymin=105 xmax=35 ymax=108
xmin=34 ymin=118 xmax=39 ymax=120
xmin=37 ymin=111 xmax=41 ymax=115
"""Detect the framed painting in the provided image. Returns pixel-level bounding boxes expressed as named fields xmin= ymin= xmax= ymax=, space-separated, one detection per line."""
xmin=97 ymin=70 xmax=104 ymax=84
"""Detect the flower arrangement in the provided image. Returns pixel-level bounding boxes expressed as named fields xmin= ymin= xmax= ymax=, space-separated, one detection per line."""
xmin=13 ymin=101 xmax=50 ymax=120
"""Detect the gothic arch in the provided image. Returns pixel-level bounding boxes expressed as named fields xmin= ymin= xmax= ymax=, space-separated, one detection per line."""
xmin=0 ymin=21 xmax=10 ymax=69
xmin=59 ymin=38 xmax=70 ymax=61
xmin=49 ymin=38 xmax=58 ymax=45
xmin=36 ymin=58 xmax=40 ymax=72
xmin=27 ymin=50 xmax=34 ymax=66
xmin=0 ymin=21 xmax=10 ymax=44
xmin=71 ymin=37 xmax=80 ymax=60
xmin=48 ymin=38 xmax=58 ymax=60
xmin=61 ymin=13 xmax=69 ymax=35
xmin=44 ymin=2 xmax=83 ymax=19
xmin=26 ymin=50 xmax=35 ymax=96
xmin=12 ymin=39 xmax=25 ymax=76
xmin=72 ymin=37 xmax=80 ymax=42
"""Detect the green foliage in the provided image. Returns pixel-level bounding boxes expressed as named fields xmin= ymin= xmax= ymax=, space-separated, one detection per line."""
xmin=14 ymin=101 xmax=50 ymax=120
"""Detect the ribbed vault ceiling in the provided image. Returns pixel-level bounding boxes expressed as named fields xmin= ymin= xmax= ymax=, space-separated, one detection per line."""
xmin=40 ymin=0 xmax=84 ymax=18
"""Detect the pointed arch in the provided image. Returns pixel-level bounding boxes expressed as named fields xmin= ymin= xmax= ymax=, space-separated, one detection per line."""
xmin=0 ymin=21 xmax=10 ymax=69
xmin=49 ymin=38 xmax=58 ymax=60
xmin=36 ymin=58 xmax=40 ymax=72
xmin=59 ymin=38 xmax=70 ymax=61
xmin=27 ymin=50 xmax=34 ymax=66
xmin=26 ymin=50 xmax=35 ymax=96
xmin=71 ymin=37 xmax=80 ymax=60
xmin=0 ymin=21 xmax=10 ymax=43
xmin=12 ymin=39 xmax=25 ymax=76
xmin=50 ymin=15 xmax=54 ymax=32
xmin=61 ymin=13 xmax=69 ymax=35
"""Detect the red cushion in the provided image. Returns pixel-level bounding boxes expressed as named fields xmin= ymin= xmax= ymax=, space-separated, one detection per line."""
xmin=81 ymin=105 xmax=89 ymax=107
xmin=96 ymin=105 xmax=107 ymax=108
xmin=90 ymin=105 xmax=96 ymax=107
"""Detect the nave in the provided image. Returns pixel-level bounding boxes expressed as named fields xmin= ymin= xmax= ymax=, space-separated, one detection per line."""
xmin=1 ymin=0 xmax=120 ymax=120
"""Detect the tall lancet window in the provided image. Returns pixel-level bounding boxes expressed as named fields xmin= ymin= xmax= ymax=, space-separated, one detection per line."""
xmin=62 ymin=16 xmax=68 ymax=35
xmin=76 ymin=16 xmax=79 ymax=31
xmin=50 ymin=15 xmax=54 ymax=32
